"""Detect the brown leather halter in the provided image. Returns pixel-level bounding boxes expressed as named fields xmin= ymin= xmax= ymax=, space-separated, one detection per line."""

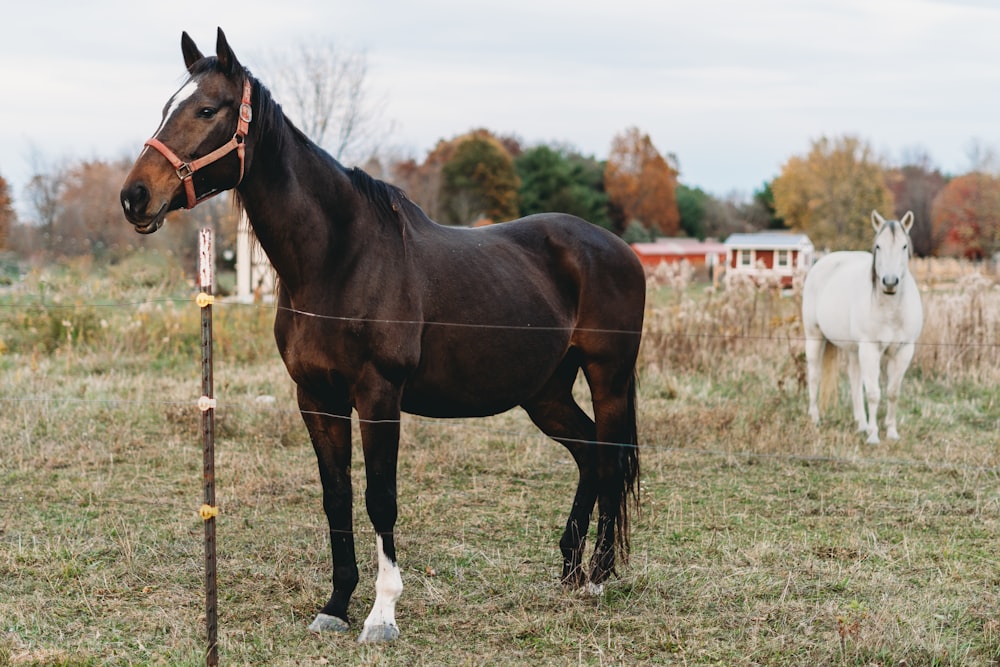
xmin=143 ymin=78 xmax=253 ymax=209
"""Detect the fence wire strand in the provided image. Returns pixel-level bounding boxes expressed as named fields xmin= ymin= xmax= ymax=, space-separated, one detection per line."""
xmin=1 ymin=392 xmax=997 ymax=476
xmin=1 ymin=293 xmax=998 ymax=350
xmin=1 ymin=288 xmax=998 ymax=492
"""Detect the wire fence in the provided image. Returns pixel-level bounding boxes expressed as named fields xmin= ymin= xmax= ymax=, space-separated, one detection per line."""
xmin=0 ymin=392 xmax=997 ymax=473
xmin=2 ymin=291 xmax=999 ymax=347
xmin=1 ymin=297 xmax=998 ymax=467
xmin=1 ymin=273 xmax=998 ymax=552
xmin=2 ymin=285 xmax=998 ymax=474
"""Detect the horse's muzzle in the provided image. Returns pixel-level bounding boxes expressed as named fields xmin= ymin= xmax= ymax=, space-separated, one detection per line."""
xmin=120 ymin=182 xmax=166 ymax=234
xmin=881 ymin=275 xmax=900 ymax=294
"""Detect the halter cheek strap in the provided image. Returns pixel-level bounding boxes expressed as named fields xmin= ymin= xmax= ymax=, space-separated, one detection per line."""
xmin=144 ymin=78 xmax=253 ymax=209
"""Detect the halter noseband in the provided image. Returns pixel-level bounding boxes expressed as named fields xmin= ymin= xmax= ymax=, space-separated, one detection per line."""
xmin=143 ymin=78 xmax=253 ymax=209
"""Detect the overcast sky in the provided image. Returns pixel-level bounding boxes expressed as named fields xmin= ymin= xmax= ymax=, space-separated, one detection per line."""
xmin=3 ymin=0 xmax=1000 ymax=216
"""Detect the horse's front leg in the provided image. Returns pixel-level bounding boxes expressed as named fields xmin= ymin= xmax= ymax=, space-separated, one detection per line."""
xmin=858 ymin=343 xmax=882 ymax=444
xmin=846 ymin=350 xmax=868 ymax=433
xmin=883 ymin=343 xmax=916 ymax=440
xmin=297 ymin=385 xmax=359 ymax=634
xmin=355 ymin=373 xmax=404 ymax=643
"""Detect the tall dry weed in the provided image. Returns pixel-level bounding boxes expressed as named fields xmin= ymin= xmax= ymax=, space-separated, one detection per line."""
xmin=642 ymin=265 xmax=999 ymax=385
xmin=916 ymin=273 xmax=1000 ymax=382
xmin=641 ymin=268 xmax=800 ymax=379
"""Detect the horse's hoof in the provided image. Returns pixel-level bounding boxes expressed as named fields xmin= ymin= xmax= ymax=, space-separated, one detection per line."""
xmin=887 ymin=429 xmax=900 ymax=440
xmin=357 ymin=622 xmax=400 ymax=643
xmin=585 ymin=581 xmax=605 ymax=596
xmin=308 ymin=613 xmax=350 ymax=633
xmin=561 ymin=568 xmax=586 ymax=589
xmin=866 ymin=433 xmax=880 ymax=445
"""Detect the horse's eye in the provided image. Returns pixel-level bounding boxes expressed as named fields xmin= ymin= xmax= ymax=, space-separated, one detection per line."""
xmin=197 ymin=107 xmax=218 ymax=119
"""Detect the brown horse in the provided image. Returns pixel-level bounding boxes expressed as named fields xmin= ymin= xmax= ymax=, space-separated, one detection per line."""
xmin=121 ymin=28 xmax=645 ymax=642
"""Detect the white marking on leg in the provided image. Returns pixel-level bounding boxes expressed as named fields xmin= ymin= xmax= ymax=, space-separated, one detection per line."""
xmin=357 ymin=534 xmax=402 ymax=642
xmin=585 ymin=581 xmax=605 ymax=596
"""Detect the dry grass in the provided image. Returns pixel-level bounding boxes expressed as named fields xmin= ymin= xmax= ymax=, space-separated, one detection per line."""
xmin=1 ymin=255 xmax=998 ymax=665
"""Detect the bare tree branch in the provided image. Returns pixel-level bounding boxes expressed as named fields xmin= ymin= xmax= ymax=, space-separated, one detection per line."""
xmin=257 ymin=39 xmax=391 ymax=164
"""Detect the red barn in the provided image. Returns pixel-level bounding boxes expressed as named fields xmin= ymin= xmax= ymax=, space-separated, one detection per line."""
xmin=631 ymin=238 xmax=728 ymax=277
xmin=723 ymin=232 xmax=814 ymax=288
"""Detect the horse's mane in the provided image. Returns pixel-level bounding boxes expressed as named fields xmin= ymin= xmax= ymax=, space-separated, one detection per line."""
xmin=188 ymin=58 xmax=430 ymax=234
xmin=185 ymin=58 xmax=293 ymax=154
xmin=347 ymin=167 xmax=426 ymax=224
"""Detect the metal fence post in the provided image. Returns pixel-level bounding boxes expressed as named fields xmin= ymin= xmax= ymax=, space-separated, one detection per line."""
xmin=197 ymin=227 xmax=219 ymax=666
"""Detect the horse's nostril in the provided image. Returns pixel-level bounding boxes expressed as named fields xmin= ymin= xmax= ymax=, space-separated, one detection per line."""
xmin=121 ymin=182 xmax=150 ymax=215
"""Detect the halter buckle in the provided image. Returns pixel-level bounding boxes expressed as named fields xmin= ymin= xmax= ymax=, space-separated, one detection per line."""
xmin=176 ymin=163 xmax=194 ymax=181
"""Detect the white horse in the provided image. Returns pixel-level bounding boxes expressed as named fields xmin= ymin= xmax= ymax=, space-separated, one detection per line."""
xmin=802 ymin=210 xmax=924 ymax=444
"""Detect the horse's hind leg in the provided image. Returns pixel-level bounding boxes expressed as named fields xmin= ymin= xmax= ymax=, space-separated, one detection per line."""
xmin=525 ymin=353 xmax=638 ymax=594
xmin=522 ymin=361 xmax=600 ymax=588
xmin=585 ymin=364 xmax=638 ymax=591
xmin=804 ymin=335 xmax=825 ymax=423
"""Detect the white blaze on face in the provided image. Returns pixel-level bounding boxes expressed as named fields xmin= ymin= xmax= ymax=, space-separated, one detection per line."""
xmin=138 ymin=77 xmax=202 ymax=161
xmin=157 ymin=77 xmax=201 ymax=136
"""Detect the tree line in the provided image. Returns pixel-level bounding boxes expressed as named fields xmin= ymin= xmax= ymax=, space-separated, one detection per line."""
xmin=3 ymin=126 xmax=996 ymax=267
xmin=1 ymin=40 xmax=997 ymax=268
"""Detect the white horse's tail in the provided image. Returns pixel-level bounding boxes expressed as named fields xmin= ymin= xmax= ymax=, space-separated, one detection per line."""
xmin=818 ymin=342 xmax=839 ymax=413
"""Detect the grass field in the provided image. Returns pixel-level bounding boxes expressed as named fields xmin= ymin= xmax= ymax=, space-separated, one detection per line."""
xmin=1 ymin=254 xmax=998 ymax=666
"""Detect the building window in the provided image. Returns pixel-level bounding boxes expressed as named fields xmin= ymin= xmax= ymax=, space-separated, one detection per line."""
xmin=738 ymin=249 xmax=754 ymax=268
xmin=775 ymin=249 xmax=791 ymax=269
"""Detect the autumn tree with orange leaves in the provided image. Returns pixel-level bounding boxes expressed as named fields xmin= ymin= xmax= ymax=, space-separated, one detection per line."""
xmin=771 ymin=135 xmax=894 ymax=250
xmin=604 ymin=127 xmax=680 ymax=236
xmin=440 ymin=132 xmax=520 ymax=225
xmin=930 ymin=172 xmax=1000 ymax=259
xmin=391 ymin=129 xmax=521 ymax=225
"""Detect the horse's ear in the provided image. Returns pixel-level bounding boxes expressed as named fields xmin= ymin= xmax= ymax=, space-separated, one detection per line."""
xmin=181 ymin=32 xmax=204 ymax=72
xmin=871 ymin=210 xmax=886 ymax=232
xmin=215 ymin=27 xmax=242 ymax=77
xmin=900 ymin=211 xmax=914 ymax=233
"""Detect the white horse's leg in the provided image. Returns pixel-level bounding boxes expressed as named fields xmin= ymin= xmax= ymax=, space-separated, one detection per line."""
xmin=858 ymin=343 xmax=882 ymax=444
xmin=804 ymin=336 xmax=825 ymax=423
xmin=357 ymin=534 xmax=403 ymax=643
xmin=846 ymin=350 xmax=867 ymax=433
xmin=883 ymin=343 xmax=915 ymax=441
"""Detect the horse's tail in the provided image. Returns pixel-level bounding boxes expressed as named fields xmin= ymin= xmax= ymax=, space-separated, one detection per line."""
xmin=818 ymin=341 xmax=839 ymax=414
xmin=615 ymin=369 xmax=640 ymax=567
